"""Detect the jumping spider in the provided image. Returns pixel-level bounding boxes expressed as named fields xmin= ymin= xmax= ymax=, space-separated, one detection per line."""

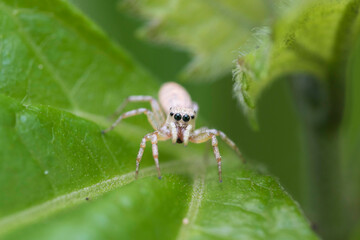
xmin=102 ymin=82 xmax=243 ymax=182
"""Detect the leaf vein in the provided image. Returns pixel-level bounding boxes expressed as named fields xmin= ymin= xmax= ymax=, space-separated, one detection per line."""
xmin=176 ymin=174 xmax=205 ymax=240
xmin=0 ymin=3 xmax=77 ymax=109
xmin=14 ymin=113 xmax=58 ymax=195
xmin=101 ymin=134 xmax=122 ymax=171
xmin=0 ymin=160 xmax=184 ymax=237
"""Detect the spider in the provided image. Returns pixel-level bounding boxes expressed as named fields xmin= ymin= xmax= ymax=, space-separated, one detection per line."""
xmin=102 ymin=82 xmax=243 ymax=182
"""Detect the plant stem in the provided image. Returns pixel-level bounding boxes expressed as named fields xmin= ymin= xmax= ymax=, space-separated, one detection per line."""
xmin=291 ymin=76 xmax=345 ymax=239
xmin=290 ymin=2 xmax=360 ymax=238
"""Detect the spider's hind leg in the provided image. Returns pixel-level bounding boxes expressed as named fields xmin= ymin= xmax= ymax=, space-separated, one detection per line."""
xmin=102 ymin=108 xmax=161 ymax=134
xmin=110 ymin=96 xmax=165 ymax=123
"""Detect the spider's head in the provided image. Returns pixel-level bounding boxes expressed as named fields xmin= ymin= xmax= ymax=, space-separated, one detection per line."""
xmin=167 ymin=106 xmax=197 ymax=128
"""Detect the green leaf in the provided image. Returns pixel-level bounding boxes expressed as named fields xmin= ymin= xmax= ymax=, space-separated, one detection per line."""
xmin=122 ymin=0 xmax=276 ymax=81
xmin=0 ymin=0 xmax=157 ymax=114
xmin=233 ymin=0 xmax=360 ymax=125
xmin=0 ymin=94 xmax=317 ymax=239
xmin=0 ymin=1 xmax=317 ymax=239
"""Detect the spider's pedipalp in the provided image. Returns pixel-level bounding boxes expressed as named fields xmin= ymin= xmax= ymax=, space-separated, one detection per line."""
xmin=170 ymin=122 xmax=178 ymax=144
xmin=183 ymin=125 xmax=193 ymax=146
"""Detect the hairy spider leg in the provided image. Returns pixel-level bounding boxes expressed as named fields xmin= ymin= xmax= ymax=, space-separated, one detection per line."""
xmin=190 ymin=129 xmax=244 ymax=182
xmin=189 ymin=131 xmax=222 ymax=182
xmin=102 ymin=108 xmax=160 ymax=134
xmin=192 ymin=129 xmax=243 ymax=161
xmin=193 ymin=127 xmax=209 ymax=133
xmin=135 ymin=131 xmax=170 ymax=179
xmin=110 ymin=95 xmax=165 ymax=126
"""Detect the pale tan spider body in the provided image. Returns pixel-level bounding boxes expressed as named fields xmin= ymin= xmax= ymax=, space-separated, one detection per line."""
xmin=102 ymin=82 xmax=243 ymax=182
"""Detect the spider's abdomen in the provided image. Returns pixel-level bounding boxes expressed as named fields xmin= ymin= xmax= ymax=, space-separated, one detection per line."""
xmin=158 ymin=82 xmax=192 ymax=113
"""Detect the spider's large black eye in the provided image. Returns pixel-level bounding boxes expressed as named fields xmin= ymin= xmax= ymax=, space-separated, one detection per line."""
xmin=174 ymin=113 xmax=182 ymax=121
xmin=183 ymin=114 xmax=190 ymax=122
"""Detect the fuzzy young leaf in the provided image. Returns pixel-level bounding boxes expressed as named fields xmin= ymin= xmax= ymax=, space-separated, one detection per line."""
xmin=0 ymin=0 xmax=317 ymax=239
xmin=233 ymin=0 xmax=360 ymax=125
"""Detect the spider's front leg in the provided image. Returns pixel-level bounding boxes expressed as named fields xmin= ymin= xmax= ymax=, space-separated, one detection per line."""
xmin=201 ymin=129 xmax=243 ymax=160
xmin=190 ymin=129 xmax=244 ymax=182
xmin=135 ymin=130 xmax=170 ymax=179
xmin=190 ymin=132 xmax=222 ymax=182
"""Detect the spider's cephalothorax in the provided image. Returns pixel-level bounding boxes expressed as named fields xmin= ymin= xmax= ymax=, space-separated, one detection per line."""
xmin=167 ymin=106 xmax=196 ymax=144
xmin=102 ymin=82 xmax=243 ymax=182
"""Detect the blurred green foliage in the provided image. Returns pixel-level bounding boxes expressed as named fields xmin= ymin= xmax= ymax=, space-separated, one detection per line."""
xmin=70 ymin=0 xmax=191 ymax=82
xmin=121 ymin=0 xmax=274 ymax=81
